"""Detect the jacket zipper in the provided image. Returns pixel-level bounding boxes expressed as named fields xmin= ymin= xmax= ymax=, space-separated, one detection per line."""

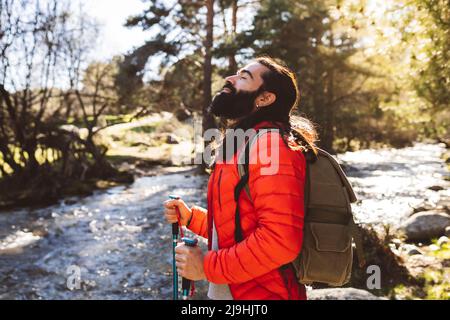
xmin=207 ymin=166 xmax=217 ymax=249
xmin=217 ymin=168 xmax=223 ymax=210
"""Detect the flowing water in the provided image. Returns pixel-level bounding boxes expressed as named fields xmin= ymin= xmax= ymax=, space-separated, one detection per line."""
xmin=340 ymin=143 xmax=449 ymax=227
xmin=0 ymin=143 xmax=448 ymax=299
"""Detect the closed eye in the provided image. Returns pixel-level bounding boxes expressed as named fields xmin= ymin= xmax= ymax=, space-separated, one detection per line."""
xmin=238 ymin=72 xmax=247 ymax=80
xmin=237 ymin=68 xmax=254 ymax=80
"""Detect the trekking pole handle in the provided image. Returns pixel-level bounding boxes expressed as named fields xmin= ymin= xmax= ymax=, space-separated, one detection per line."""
xmin=172 ymin=222 xmax=179 ymax=235
xmin=181 ymin=237 xmax=198 ymax=300
xmin=169 ymin=195 xmax=180 ymax=236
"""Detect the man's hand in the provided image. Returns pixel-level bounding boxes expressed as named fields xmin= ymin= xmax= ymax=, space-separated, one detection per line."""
xmin=175 ymin=242 xmax=206 ymax=281
xmin=163 ymin=198 xmax=192 ymax=226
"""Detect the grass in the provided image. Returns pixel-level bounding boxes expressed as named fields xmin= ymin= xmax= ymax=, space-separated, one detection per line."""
xmin=130 ymin=124 xmax=158 ymax=134
xmin=1 ymin=112 xmax=193 ymax=180
xmin=428 ymin=241 xmax=450 ymax=260
xmin=423 ymin=240 xmax=449 ymax=300
xmin=101 ymin=112 xmax=193 ymax=166
xmin=391 ymin=242 xmax=450 ymax=300
xmin=103 ymin=114 xmax=136 ymax=126
xmin=0 ymin=146 xmax=61 ymax=178
xmin=66 ymin=114 xmax=136 ymax=127
xmin=423 ymin=269 xmax=449 ymax=300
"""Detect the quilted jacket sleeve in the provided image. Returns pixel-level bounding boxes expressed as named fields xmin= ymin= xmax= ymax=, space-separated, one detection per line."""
xmin=187 ymin=205 xmax=208 ymax=239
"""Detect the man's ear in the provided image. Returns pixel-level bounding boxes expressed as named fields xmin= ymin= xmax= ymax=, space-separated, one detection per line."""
xmin=256 ymin=91 xmax=276 ymax=107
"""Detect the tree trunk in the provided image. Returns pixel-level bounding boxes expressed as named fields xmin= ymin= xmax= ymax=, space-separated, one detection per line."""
xmin=23 ymin=139 xmax=39 ymax=174
xmin=201 ymin=0 xmax=217 ymax=170
xmin=324 ymin=29 xmax=336 ymax=153
xmin=85 ymin=133 xmax=115 ymax=178
xmin=312 ymin=33 xmax=331 ymax=151
xmin=227 ymin=0 xmax=238 ymax=74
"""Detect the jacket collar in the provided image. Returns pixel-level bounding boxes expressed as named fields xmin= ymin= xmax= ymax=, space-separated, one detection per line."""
xmin=253 ymin=120 xmax=286 ymax=131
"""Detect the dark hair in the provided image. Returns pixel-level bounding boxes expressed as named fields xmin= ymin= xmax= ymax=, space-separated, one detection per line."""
xmin=233 ymin=56 xmax=318 ymax=153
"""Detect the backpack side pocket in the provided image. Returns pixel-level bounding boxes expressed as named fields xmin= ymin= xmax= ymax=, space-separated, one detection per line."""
xmin=293 ymin=222 xmax=353 ymax=286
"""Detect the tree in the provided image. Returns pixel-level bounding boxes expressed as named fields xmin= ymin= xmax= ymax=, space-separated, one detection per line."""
xmin=413 ymin=0 xmax=449 ymax=113
xmin=408 ymin=0 xmax=450 ymax=141
xmin=124 ymin=0 xmax=217 ymax=159
xmin=0 ymin=0 xmax=91 ymax=177
xmin=203 ymin=0 xmax=217 ymax=137
xmin=215 ymin=0 xmax=244 ymax=74
xmin=233 ymin=0 xmax=378 ymax=151
xmin=0 ymin=0 xmax=129 ymax=205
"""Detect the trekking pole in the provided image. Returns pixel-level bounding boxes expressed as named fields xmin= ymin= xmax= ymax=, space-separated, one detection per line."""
xmin=168 ymin=195 xmax=181 ymax=300
xmin=181 ymin=237 xmax=198 ymax=300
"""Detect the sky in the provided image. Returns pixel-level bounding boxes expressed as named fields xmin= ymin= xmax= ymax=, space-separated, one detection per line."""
xmin=83 ymin=0 xmax=152 ymax=61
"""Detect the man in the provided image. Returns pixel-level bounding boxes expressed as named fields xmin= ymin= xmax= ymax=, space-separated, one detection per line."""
xmin=163 ymin=56 xmax=317 ymax=300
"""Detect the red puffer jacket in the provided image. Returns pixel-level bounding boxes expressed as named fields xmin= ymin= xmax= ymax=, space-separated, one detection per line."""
xmin=187 ymin=120 xmax=307 ymax=300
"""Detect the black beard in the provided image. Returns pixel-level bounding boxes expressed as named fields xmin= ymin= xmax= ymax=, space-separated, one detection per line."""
xmin=208 ymin=86 xmax=262 ymax=119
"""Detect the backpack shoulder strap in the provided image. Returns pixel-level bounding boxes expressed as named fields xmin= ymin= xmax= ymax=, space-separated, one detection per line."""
xmin=236 ymin=128 xmax=280 ymax=200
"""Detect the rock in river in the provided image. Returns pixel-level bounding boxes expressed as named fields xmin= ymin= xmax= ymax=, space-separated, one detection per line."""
xmin=308 ymin=288 xmax=385 ymax=300
xmin=399 ymin=210 xmax=450 ymax=242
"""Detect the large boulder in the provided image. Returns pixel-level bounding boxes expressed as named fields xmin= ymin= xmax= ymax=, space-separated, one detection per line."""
xmin=428 ymin=185 xmax=444 ymax=191
xmin=399 ymin=210 xmax=450 ymax=241
xmin=307 ymin=288 xmax=385 ymax=300
xmin=174 ymin=107 xmax=192 ymax=121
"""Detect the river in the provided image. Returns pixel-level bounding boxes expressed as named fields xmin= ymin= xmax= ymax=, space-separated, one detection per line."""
xmin=0 ymin=143 xmax=448 ymax=299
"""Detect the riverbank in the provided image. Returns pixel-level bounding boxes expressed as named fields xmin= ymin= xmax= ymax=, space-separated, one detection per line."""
xmin=102 ymin=111 xmax=199 ymax=175
xmin=0 ymin=166 xmax=209 ymax=299
xmin=390 ymin=160 xmax=450 ymax=300
xmin=0 ymin=111 xmax=201 ymax=211
xmin=0 ymin=164 xmax=135 ymax=211
xmin=336 ymin=143 xmax=450 ymax=299
xmin=0 ymin=117 xmax=448 ymax=299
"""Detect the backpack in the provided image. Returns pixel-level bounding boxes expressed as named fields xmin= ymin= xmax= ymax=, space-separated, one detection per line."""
xmin=233 ymin=128 xmax=365 ymax=287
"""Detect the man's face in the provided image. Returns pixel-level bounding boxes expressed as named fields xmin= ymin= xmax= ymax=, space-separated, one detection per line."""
xmin=208 ymin=62 xmax=268 ymax=119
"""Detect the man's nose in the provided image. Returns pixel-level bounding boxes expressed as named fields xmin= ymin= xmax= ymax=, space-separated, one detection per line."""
xmin=225 ymin=75 xmax=237 ymax=84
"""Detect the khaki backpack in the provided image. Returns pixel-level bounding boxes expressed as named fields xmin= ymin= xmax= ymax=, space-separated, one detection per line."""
xmin=234 ymin=128 xmax=365 ymax=287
